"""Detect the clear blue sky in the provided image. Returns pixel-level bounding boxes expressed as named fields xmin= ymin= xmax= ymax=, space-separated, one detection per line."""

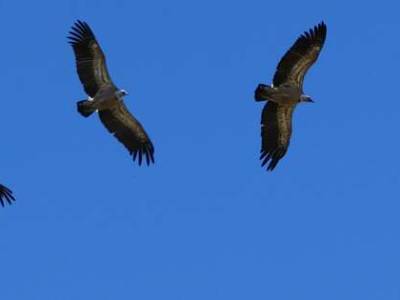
xmin=0 ymin=0 xmax=399 ymax=299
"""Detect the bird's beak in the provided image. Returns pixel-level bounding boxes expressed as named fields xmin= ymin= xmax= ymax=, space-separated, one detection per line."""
xmin=305 ymin=98 xmax=314 ymax=103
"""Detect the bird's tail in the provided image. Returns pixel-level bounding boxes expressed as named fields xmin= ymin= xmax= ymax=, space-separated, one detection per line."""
xmin=77 ymin=100 xmax=96 ymax=117
xmin=254 ymin=84 xmax=272 ymax=102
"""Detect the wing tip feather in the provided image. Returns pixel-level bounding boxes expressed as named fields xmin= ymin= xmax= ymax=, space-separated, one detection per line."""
xmin=301 ymin=21 xmax=327 ymax=44
xmin=67 ymin=19 xmax=96 ymax=45
xmin=0 ymin=184 xmax=15 ymax=207
xmin=260 ymin=148 xmax=287 ymax=171
xmin=130 ymin=143 xmax=155 ymax=166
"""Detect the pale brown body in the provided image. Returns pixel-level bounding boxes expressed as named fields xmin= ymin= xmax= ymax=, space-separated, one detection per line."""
xmin=79 ymin=84 xmax=122 ymax=113
xmin=256 ymin=84 xmax=302 ymax=105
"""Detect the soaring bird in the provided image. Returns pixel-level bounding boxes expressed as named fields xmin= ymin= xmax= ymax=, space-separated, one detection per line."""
xmin=254 ymin=22 xmax=327 ymax=171
xmin=0 ymin=184 xmax=15 ymax=207
xmin=68 ymin=20 xmax=155 ymax=166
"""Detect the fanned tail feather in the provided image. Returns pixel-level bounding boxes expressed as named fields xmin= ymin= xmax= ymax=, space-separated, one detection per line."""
xmin=254 ymin=84 xmax=272 ymax=102
xmin=77 ymin=100 xmax=96 ymax=117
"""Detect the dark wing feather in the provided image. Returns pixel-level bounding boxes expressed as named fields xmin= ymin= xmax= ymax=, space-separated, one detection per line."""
xmin=68 ymin=20 xmax=113 ymax=97
xmin=260 ymin=102 xmax=295 ymax=171
xmin=273 ymin=22 xmax=327 ymax=88
xmin=0 ymin=184 xmax=15 ymax=207
xmin=98 ymin=101 xmax=155 ymax=166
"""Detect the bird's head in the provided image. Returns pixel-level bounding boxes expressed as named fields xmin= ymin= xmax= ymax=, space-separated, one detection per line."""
xmin=300 ymin=95 xmax=314 ymax=103
xmin=116 ymin=89 xmax=128 ymax=98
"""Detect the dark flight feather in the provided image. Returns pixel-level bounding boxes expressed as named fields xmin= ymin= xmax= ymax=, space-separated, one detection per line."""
xmin=0 ymin=184 xmax=15 ymax=207
xmin=272 ymin=22 xmax=327 ymax=88
xmin=98 ymin=102 xmax=155 ymax=166
xmin=260 ymin=102 xmax=294 ymax=171
xmin=68 ymin=20 xmax=112 ymax=97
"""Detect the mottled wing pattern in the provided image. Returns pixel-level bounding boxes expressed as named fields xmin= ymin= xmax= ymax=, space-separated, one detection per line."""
xmin=272 ymin=22 xmax=327 ymax=88
xmin=260 ymin=102 xmax=295 ymax=171
xmin=0 ymin=184 xmax=15 ymax=207
xmin=68 ymin=20 xmax=112 ymax=97
xmin=98 ymin=101 xmax=155 ymax=166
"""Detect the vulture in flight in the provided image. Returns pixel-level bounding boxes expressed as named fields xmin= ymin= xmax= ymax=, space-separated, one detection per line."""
xmin=68 ymin=21 xmax=154 ymax=166
xmin=0 ymin=184 xmax=15 ymax=207
xmin=254 ymin=22 xmax=327 ymax=171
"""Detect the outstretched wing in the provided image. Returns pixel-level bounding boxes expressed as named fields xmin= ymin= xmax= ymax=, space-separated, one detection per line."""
xmin=260 ymin=102 xmax=295 ymax=171
xmin=98 ymin=101 xmax=155 ymax=166
xmin=68 ymin=20 xmax=113 ymax=97
xmin=0 ymin=184 xmax=15 ymax=207
xmin=273 ymin=22 xmax=327 ymax=88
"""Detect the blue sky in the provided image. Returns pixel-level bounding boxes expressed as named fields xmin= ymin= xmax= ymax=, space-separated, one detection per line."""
xmin=0 ymin=0 xmax=399 ymax=299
